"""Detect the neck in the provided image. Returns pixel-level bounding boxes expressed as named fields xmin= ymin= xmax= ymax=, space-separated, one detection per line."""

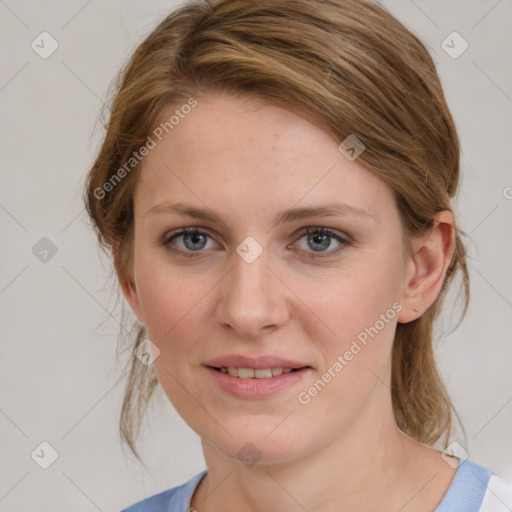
xmin=191 ymin=400 xmax=452 ymax=512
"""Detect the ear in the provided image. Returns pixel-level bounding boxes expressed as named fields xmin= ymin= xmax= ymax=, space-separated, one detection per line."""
xmin=397 ymin=210 xmax=455 ymax=324
xmin=113 ymin=242 xmax=145 ymax=324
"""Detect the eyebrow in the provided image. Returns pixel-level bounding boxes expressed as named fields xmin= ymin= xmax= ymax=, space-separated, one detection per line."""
xmin=145 ymin=201 xmax=374 ymax=226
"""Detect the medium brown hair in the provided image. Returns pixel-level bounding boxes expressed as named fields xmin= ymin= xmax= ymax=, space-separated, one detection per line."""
xmin=84 ymin=0 xmax=469 ymax=461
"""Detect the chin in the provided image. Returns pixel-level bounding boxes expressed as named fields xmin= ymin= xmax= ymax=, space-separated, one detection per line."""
xmin=202 ymin=418 xmax=314 ymax=467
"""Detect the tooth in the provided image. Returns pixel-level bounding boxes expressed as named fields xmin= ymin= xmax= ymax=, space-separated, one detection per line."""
xmin=238 ymin=367 xmax=255 ymax=378
xmin=254 ymin=368 xmax=273 ymax=378
xmin=222 ymin=366 xmax=296 ymax=378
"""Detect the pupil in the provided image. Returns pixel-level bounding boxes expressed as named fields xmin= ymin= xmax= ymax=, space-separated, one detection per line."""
xmin=185 ymin=233 xmax=206 ymax=250
xmin=309 ymin=234 xmax=329 ymax=251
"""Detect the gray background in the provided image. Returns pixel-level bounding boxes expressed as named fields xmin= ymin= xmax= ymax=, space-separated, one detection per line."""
xmin=0 ymin=0 xmax=511 ymax=510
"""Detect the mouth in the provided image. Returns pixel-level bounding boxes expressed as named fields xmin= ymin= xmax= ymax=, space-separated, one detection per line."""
xmin=208 ymin=366 xmax=307 ymax=378
xmin=203 ymin=355 xmax=312 ymax=398
xmin=204 ymin=362 xmax=312 ymax=399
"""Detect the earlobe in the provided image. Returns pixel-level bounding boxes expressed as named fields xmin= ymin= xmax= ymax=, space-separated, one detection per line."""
xmin=113 ymin=243 xmax=145 ymax=324
xmin=120 ymin=274 xmax=145 ymax=324
xmin=397 ymin=255 xmax=424 ymax=323
xmin=397 ymin=211 xmax=455 ymax=324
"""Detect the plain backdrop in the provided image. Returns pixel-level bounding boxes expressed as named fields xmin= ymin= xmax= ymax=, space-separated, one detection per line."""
xmin=1 ymin=0 xmax=511 ymax=510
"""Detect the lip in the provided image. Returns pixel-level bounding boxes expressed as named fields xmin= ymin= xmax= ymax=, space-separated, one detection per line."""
xmin=204 ymin=354 xmax=309 ymax=370
xmin=205 ymin=366 xmax=311 ymax=399
xmin=203 ymin=354 xmax=312 ymax=400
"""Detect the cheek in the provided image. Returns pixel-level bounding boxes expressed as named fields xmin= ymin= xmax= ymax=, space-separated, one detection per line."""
xmin=290 ymin=259 xmax=403 ymax=413
xmin=134 ymin=262 xmax=211 ymax=422
xmin=294 ymin=259 xmax=402 ymax=349
xmin=132 ymin=253 xmax=225 ymax=397
xmin=133 ymin=253 xmax=202 ymax=353
xmin=135 ymin=246 xmax=200 ymax=321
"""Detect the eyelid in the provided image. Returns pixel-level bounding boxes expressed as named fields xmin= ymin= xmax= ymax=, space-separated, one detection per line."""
xmin=161 ymin=226 xmax=221 ymax=250
xmin=289 ymin=226 xmax=352 ymax=258
xmin=161 ymin=225 xmax=352 ymax=258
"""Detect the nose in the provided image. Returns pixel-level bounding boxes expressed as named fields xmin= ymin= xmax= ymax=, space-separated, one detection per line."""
xmin=214 ymin=245 xmax=289 ymax=339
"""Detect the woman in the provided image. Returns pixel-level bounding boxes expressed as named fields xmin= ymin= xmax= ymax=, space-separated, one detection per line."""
xmin=84 ymin=0 xmax=511 ymax=510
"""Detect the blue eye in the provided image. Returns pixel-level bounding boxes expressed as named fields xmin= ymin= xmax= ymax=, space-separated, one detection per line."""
xmin=161 ymin=226 xmax=351 ymax=259
xmin=297 ymin=227 xmax=350 ymax=257
xmin=161 ymin=228 xmax=215 ymax=257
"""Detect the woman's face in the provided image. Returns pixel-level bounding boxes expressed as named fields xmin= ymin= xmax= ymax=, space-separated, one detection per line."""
xmin=124 ymin=92 xmax=413 ymax=464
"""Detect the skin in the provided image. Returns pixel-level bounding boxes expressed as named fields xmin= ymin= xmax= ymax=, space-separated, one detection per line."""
xmin=120 ymin=92 xmax=458 ymax=511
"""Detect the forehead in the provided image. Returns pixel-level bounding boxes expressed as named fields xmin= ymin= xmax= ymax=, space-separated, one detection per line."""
xmin=155 ymin=92 xmax=335 ymax=165
xmin=135 ymin=92 xmax=396 ymax=224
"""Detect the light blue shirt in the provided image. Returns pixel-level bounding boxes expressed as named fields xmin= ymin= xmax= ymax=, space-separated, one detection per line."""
xmin=121 ymin=459 xmax=497 ymax=511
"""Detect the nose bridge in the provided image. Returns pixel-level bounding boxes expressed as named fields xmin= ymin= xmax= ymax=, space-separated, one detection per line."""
xmin=216 ymin=241 xmax=285 ymax=335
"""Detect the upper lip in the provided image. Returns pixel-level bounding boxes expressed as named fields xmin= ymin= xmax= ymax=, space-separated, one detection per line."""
xmin=204 ymin=355 xmax=310 ymax=370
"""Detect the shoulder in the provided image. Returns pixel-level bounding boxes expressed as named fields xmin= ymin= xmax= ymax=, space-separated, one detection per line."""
xmin=120 ymin=470 xmax=207 ymax=512
xmin=436 ymin=459 xmax=512 ymax=512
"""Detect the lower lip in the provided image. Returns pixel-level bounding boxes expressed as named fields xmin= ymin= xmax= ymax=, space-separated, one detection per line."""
xmin=205 ymin=367 xmax=311 ymax=399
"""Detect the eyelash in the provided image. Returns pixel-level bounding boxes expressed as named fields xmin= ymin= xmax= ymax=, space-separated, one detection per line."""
xmin=160 ymin=226 xmax=352 ymax=260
